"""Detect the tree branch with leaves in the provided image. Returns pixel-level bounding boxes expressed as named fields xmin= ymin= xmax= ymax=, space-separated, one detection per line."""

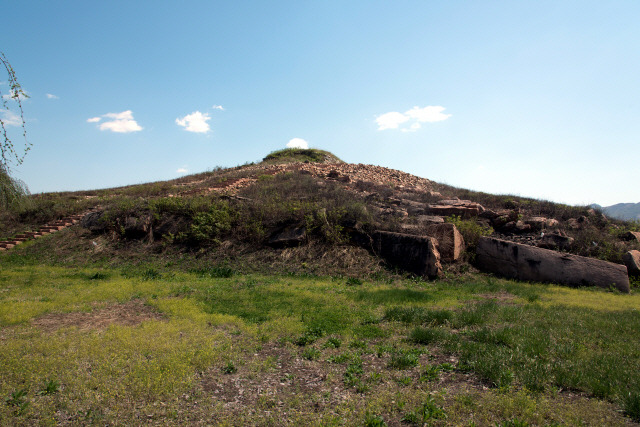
xmin=1 ymin=51 xmax=30 ymax=170
xmin=1 ymin=51 xmax=30 ymax=208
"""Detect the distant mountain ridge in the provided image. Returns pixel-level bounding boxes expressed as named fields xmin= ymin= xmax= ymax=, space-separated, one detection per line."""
xmin=592 ymin=202 xmax=640 ymax=221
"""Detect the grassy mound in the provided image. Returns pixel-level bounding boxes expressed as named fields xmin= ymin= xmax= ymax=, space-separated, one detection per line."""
xmin=261 ymin=148 xmax=342 ymax=164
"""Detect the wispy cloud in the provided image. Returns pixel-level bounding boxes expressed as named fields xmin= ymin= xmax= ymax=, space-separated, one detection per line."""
xmin=212 ymin=105 xmax=224 ymax=111
xmin=176 ymin=111 xmax=211 ymax=133
xmin=376 ymin=106 xmax=451 ymax=131
xmin=176 ymin=167 xmax=189 ymax=174
xmin=286 ymin=138 xmax=309 ymax=149
xmin=1 ymin=111 xmax=23 ymax=126
xmin=87 ymin=110 xmax=143 ymax=133
xmin=46 ymin=93 xmax=58 ymax=99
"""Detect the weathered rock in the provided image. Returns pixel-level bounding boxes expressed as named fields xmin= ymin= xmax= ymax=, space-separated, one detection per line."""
xmin=621 ymin=231 xmax=640 ymax=243
xmin=80 ymin=211 xmax=108 ymax=233
xmin=537 ymin=232 xmax=574 ymax=250
xmin=425 ymin=223 xmax=465 ymax=262
xmin=476 ymin=237 xmax=629 ymax=292
xmin=267 ymin=226 xmax=307 ymax=248
xmin=525 ymin=217 xmax=560 ymax=231
xmin=400 ymin=199 xmax=427 ymax=215
xmin=491 ymin=210 xmax=520 ymax=230
xmin=416 ymin=215 xmax=445 ymax=225
xmin=623 ymin=250 xmax=640 ymax=276
xmin=122 ymin=215 xmax=153 ymax=239
xmin=372 ymin=231 xmax=442 ymax=279
xmin=501 ymin=220 xmax=532 ymax=234
xmin=398 ymin=223 xmax=420 ymax=233
xmin=566 ymin=216 xmax=589 ymax=230
xmin=424 ymin=200 xmax=484 ymax=219
xmin=479 ymin=209 xmax=499 ymax=220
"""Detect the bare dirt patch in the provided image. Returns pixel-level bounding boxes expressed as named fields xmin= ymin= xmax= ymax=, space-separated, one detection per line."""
xmin=32 ymin=299 xmax=164 ymax=332
xmin=476 ymin=290 xmax=518 ymax=303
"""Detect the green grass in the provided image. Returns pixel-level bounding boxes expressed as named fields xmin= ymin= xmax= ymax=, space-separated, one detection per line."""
xmin=1 ymin=265 xmax=639 ymax=424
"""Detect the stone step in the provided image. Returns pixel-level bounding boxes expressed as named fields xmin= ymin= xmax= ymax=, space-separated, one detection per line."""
xmin=39 ymin=228 xmax=59 ymax=233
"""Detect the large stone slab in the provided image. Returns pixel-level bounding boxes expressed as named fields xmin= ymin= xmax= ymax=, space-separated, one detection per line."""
xmin=476 ymin=237 xmax=630 ymax=293
xmin=424 ymin=200 xmax=484 ymax=219
xmin=372 ymin=231 xmax=442 ymax=279
xmin=425 ymin=223 xmax=465 ymax=262
xmin=623 ymin=250 xmax=640 ymax=277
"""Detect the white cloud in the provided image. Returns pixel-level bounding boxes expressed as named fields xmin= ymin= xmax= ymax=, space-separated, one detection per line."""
xmin=176 ymin=111 xmax=211 ymax=133
xmin=212 ymin=105 xmax=224 ymax=110
xmin=376 ymin=105 xmax=451 ymax=131
xmin=87 ymin=110 xmax=142 ymax=133
xmin=376 ymin=112 xmax=410 ymax=130
xmin=405 ymin=106 xmax=451 ymax=123
xmin=176 ymin=167 xmax=188 ymax=174
xmin=286 ymin=138 xmax=309 ymax=149
xmin=1 ymin=111 xmax=23 ymax=126
xmin=46 ymin=93 xmax=58 ymax=99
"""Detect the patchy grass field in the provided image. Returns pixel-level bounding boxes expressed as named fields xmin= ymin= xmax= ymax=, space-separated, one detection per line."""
xmin=1 ymin=263 xmax=640 ymax=426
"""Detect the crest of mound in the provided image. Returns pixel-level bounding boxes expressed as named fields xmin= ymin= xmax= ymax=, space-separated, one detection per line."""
xmin=261 ymin=148 xmax=343 ymax=165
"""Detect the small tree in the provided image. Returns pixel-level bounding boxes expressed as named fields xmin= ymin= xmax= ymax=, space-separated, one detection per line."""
xmin=1 ymin=51 xmax=30 ymax=208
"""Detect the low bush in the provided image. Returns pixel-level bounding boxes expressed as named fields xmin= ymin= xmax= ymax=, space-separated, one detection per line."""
xmin=446 ymin=215 xmax=493 ymax=249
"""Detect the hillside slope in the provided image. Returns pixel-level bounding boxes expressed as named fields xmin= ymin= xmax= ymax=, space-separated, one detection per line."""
xmin=597 ymin=202 xmax=640 ymax=221
xmin=1 ymin=148 xmax=639 ymax=283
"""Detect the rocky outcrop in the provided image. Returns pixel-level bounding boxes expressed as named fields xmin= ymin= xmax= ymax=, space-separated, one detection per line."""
xmin=122 ymin=215 xmax=153 ymax=240
xmin=623 ymin=250 xmax=640 ymax=276
xmin=424 ymin=200 xmax=484 ymax=219
xmin=425 ymin=223 xmax=465 ymax=262
xmin=416 ymin=215 xmax=445 ymax=224
xmin=621 ymin=231 xmax=640 ymax=243
xmin=476 ymin=237 xmax=630 ymax=293
xmin=80 ymin=211 xmax=108 ymax=233
xmin=525 ymin=217 xmax=559 ymax=231
xmin=537 ymin=232 xmax=574 ymax=250
xmin=371 ymin=231 xmax=442 ymax=279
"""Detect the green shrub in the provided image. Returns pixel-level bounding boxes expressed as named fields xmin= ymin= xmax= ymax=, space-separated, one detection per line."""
xmin=387 ymin=349 xmax=421 ymax=369
xmin=445 ymin=215 xmax=493 ymax=249
xmin=0 ymin=167 xmax=28 ymax=209
xmin=401 ymin=397 xmax=447 ymax=424
xmin=221 ymin=361 xmax=237 ymax=374
xmin=622 ymin=389 xmax=640 ymax=422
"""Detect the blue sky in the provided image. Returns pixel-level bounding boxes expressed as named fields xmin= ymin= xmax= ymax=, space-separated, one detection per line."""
xmin=2 ymin=1 xmax=639 ymax=206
